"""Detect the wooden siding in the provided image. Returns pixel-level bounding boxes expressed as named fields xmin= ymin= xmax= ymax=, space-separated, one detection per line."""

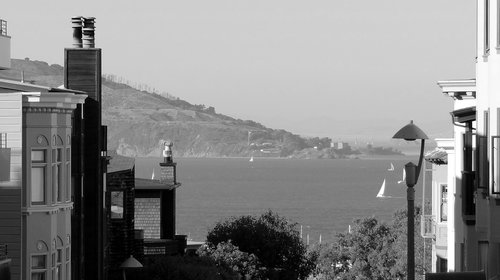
xmin=0 ymin=188 xmax=21 ymax=280
xmin=0 ymin=93 xmax=22 ymax=187
xmin=0 ymin=93 xmax=22 ymax=280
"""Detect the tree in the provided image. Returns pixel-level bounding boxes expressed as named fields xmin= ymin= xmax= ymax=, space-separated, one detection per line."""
xmin=311 ymin=206 xmax=431 ymax=280
xmin=197 ymin=241 xmax=262 ymax=279
xmin=206 ymin=210 xmax=315 ymax=280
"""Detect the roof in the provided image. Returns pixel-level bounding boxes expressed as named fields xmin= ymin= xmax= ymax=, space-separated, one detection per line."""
xmin=425 ymin=148 xmax=448 ymax=165
xmin=451 ymin=106 xmax=476 ymax=123
xmin=0 ymin=78 xmax=86 ymax=94
xmin=437 ymin=79 xmax=476 ymax=100
xmin=107 ymin=151 xmax=135 ymax=173
xmin=135 ymin=178 xmax=180 ymax=190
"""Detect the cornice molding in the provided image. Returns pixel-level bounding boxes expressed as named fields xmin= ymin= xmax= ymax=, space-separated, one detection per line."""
xmin=437 ymin=79 xmax=476 ymax=100
xmin=23 ymin=107 xmax=73 ymax=114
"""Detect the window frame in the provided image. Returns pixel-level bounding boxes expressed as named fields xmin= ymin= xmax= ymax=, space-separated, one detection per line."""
xmin=52 ymin=148 xmax=63 ymax=204
xmin=439 ymin=183 xmax=448 ymax=222
xmin=65 ymin=147 xmax=71 ymax=202
xmin=491 ymin=136 xmax=500 ymax=194
xmin=31 ymin=149 xmax=48 ymax=205
xmin=485 ymin=0 xmax=490 ymax=54
xmin=31 ymin=253 xmax=48 ymax=280
xmin=110 ymin=191 xmax=124 ymax=219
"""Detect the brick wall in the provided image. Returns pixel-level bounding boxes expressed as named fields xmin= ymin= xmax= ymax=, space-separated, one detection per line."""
xmin=134 ymin=198 xmax=160 ymax=239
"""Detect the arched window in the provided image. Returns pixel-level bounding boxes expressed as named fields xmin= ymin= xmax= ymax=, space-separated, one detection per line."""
xmin=65 ymin=235 xmax=71 ymax=280
xmin=31 ymin=240 xmax=48 ymax=280
xmin=53 ymin=237 xmax=64 ymax=280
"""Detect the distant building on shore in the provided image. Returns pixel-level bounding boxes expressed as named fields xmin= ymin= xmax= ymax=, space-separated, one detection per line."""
xmin=331 ymin=141 xmax=350 ymax=150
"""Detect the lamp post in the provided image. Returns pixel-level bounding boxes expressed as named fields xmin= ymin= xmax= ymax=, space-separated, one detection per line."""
xmin=393 ymin=120 xmax=428 ymax=280
xmin=120 ymin=255 xmax=143 ymax=280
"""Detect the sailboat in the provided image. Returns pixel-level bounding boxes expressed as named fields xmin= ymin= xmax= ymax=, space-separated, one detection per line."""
xmin=397 ymin=168 xmax=406 ymax=184
xmin=376 ymin=179 xmax=387 ymax=198
xmin=249 ymin=156 xmax=254 ymax=162
xmin=151 ymin=168 xmax=156 ymax=180
xmin=387 ymin=163 xmax=395 ymax=171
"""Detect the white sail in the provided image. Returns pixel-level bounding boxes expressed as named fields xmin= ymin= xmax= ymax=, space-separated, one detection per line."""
xmin=388 ymin=163 xmax=395 ymax=171
xmin=376 ymin=179 xmax=386 ymax=198
xmin=249 ymin=156 xmax=254 ymax=162
xmin=397 ymin=168 xmax=406 ymax=184
xmin=151 ymin=168 xmax=156 ymax=180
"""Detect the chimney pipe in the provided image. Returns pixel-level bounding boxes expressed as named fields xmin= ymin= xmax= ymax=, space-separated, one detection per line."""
xmin=82 ymin=17 xmax=96 ymax=48
xmin=71 ymin=16 xmax=83 ymax=48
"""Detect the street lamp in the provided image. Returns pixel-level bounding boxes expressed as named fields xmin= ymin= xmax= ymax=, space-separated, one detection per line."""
xmin=120 ymin=255 xmax=143 ymax=280
xmin=392 ymin=120 xmax=428 ymax=280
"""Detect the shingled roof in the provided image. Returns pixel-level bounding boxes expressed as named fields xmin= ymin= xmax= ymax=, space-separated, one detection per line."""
xmin=107 ymin=151 xmax=135 ymax=173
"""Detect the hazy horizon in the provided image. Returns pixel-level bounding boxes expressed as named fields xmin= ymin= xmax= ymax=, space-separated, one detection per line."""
xmin=3 ymin=1 xmax=476 ymax=140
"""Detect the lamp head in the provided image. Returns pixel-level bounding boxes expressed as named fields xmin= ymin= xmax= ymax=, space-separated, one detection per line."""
xmin=392 ymin=120 xmax=428 ymax=141
xmin=120 ymin=255 xmax=143 ymax=268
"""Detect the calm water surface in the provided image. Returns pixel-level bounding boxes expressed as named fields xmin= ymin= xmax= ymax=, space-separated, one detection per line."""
xmin=135 ymin=157 xmax=431 ymax=243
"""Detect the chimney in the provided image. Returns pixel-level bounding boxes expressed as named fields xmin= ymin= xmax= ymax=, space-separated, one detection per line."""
xmin=82 ymin=17 xmax=96 ymax=48
xmin=71 ymin=16 xmax=95 ymax=48
xmin=71 ymin=16 xmax=83 ymax=48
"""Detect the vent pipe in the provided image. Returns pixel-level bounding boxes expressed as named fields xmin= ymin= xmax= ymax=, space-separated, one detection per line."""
xmin=82 ymin=17 xmax=96 ymax=48
xmin=71 ymin=16 xmax=83 ymax=48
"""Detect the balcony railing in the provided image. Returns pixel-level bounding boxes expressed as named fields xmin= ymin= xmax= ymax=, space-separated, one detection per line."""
xmin=0 ymin=20 xmax=6 ymax=36
xmin=421 ymin=214 xmax=435 ymax=239
xmin=143 ymin=239 xmax=181 ymax=256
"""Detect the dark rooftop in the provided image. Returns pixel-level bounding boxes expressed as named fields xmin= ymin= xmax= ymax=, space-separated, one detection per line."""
xmin=107 ymin=151 xmax=135 ymax=173
xmin=135 ymin=178 xmax=180 ymax=190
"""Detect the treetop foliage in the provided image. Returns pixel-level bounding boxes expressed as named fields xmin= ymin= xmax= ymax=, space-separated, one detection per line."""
xmin=206 ymin=210 xmax=315 ymax=280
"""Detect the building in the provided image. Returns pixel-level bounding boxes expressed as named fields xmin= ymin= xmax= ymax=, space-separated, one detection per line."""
xmin=0 ymin=75 xmax=86 ymax=280
xmin=106 ymin=151 xmax=136 ymax=280
xmin=429 ymin=1 xmax=500 ymax=277
xmin=64 ymin=16 xmax=109 ymax=280
xmin=0 ymin=19 xmax=10 ymax=70
xmin=424 ymin=139 xmax=454 ymax=273
xmin=134 ymin=142 xmax=185 ymax=258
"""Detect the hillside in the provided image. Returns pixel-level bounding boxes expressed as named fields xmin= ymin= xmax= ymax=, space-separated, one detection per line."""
xmin=1 ymin=58 xmax=342 ymax=158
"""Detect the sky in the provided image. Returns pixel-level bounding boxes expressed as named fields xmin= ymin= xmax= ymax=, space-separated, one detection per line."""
xmin=3 ymin=1 xmax=476 ymax=143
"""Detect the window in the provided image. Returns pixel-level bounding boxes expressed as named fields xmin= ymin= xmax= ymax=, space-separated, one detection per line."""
xmin=65 ymin=246 xmax=70 ymax=280
xmin=492 ymin=136 xmax=500 ymax=194
xmin=477 ymin=134 xmax=489 ymax=190
xmin=52 ymin=149 xmax=63 ymax=203
xmin=31 ymin=150 xmax=47 ymax=205
xmin=485 ymin=0 xmax=490 ymax=53
xmin=31 ymin=254 xmax=47 ymax=280
xmin=478 ymin=241 xmax=488 ymax=272
xmin=440 ymin=184 xmax=448 ymax=222
xmin=111 ymin=191 xmax=124 ymax=219
xmin=498 ymin=0 xmax=500 ymax=47
xmin=54 ymin=249 xmax=62 ymax=280
xmin=437 ymin=257 xmax=448 ymax=273
xmin=66 ymin=148 xmax=71 ymax=202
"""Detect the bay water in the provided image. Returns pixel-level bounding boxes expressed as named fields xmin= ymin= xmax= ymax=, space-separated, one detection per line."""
xmin=135 ymin=156 xmax=431 ymax=243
